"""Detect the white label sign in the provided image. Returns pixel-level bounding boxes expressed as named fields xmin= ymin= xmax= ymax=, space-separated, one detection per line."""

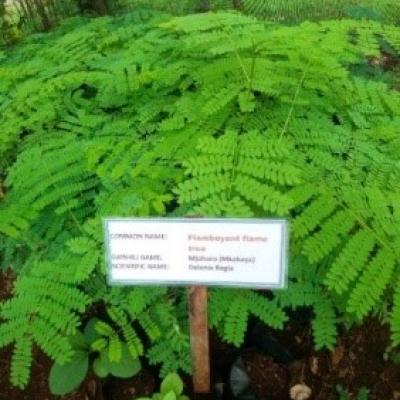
xmin=104 ymin=218 xmax=288 ymax=288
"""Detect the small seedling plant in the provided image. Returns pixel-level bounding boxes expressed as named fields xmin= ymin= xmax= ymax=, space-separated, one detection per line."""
xmin=49 ymin=315 xmax=142 ymax=395
xmin=138 ymin=373 xmax=189 ymax=400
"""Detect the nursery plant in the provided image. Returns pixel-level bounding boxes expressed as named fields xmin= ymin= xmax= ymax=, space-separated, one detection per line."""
xmin=0 ymin=8 xmax=399 ymax=390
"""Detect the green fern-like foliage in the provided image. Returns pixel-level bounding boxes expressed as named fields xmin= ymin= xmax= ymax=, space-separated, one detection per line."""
xmin=119 ymin=0 xmax=200 ymax=14
xmin=240 ymin=0 xmax=350 ymax=21
xmin=177 ymin=131 xmax=299 ymax=217
xmin=168 ymin=13 xmax=400 ymax=348
xmin=0 ymin=10 xmax=400 ymax=388
xmin=209 ymin=289 xmax=287 ymax=346
xmin=219 ymin=0 xmax=400 ymax=24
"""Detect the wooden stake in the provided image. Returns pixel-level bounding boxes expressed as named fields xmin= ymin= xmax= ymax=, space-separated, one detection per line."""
xmin=188 ymin=285 xmax=210 ymax=393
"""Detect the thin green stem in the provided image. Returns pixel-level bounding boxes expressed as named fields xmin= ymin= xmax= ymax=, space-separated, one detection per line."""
xmin=279 ymin=60 xmax=310 ymax=141
xmin=248 ymin=39 xmax=257 ymax=91
xmin=39 ymin=146 xmax=84 ymax=234
xmin=224 ymin=26 xmax=251 ymax=84
xmin=227 ymin=134 xmax=241 ymax=201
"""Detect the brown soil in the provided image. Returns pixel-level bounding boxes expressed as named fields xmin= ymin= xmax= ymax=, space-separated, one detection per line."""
xmin=369 ymin=51 xmax=400 ymax=91
xmin=0 ymin=345 xmax=100 ymax=400
xmin=243 ymin=352 xmax=288 ymax=400
xmin=274 ymin=319 xmax=400 ymax=400
xmin=369 ymin=51 xmax=400 ymax=72
xmin=102 ymin=370 xmax=155 ymax=400
xmin=0 ymin=268 xmax=15 ymax=301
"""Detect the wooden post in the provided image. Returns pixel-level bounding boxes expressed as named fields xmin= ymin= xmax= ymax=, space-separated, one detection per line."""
xmin=188 ymin=285 xmax=210 ymax=393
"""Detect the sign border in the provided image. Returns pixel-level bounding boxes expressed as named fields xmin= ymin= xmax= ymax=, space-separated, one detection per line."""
xmin=103 ymin=218 xmax=288 ymax=289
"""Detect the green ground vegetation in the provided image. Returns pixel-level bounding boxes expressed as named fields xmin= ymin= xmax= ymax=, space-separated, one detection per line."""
xmin=0 ymin=1 xmax=399 ymax=391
